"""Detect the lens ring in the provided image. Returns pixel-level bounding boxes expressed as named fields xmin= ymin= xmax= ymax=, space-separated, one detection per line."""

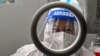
xmin=31 ymin=2 xmax=87 ymax=56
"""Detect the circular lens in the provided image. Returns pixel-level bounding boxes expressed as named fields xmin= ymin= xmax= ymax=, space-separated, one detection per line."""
xmin=37 ymin=8 xmax=80 ymax=52
xmin=31 ymin=2 xmax=87 ymax=56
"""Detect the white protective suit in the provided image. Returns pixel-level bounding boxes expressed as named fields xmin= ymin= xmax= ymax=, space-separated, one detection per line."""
xmin=10 ymin=21 xmax=95 ymax=56
xmin=10 ymin=0 xmax=95 ymax=56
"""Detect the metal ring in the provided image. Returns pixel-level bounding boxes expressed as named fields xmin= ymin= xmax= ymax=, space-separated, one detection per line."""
xmin=31 ymin=2 xmax=87 ymax=56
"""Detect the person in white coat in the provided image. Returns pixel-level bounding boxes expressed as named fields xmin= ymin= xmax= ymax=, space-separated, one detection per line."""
xmin=10 ymin=0 xmax=95 ymax=56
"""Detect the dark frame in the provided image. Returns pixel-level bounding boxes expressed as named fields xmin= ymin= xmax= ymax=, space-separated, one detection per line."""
xmin=31 ymin=2 xmax=87 ymax=56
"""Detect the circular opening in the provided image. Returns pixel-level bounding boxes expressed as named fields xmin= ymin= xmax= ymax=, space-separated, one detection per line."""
xmin=31 ymin=2 xmax=87 ymax=56
xmin=37 ymin=8 xmax=81 ymax=53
